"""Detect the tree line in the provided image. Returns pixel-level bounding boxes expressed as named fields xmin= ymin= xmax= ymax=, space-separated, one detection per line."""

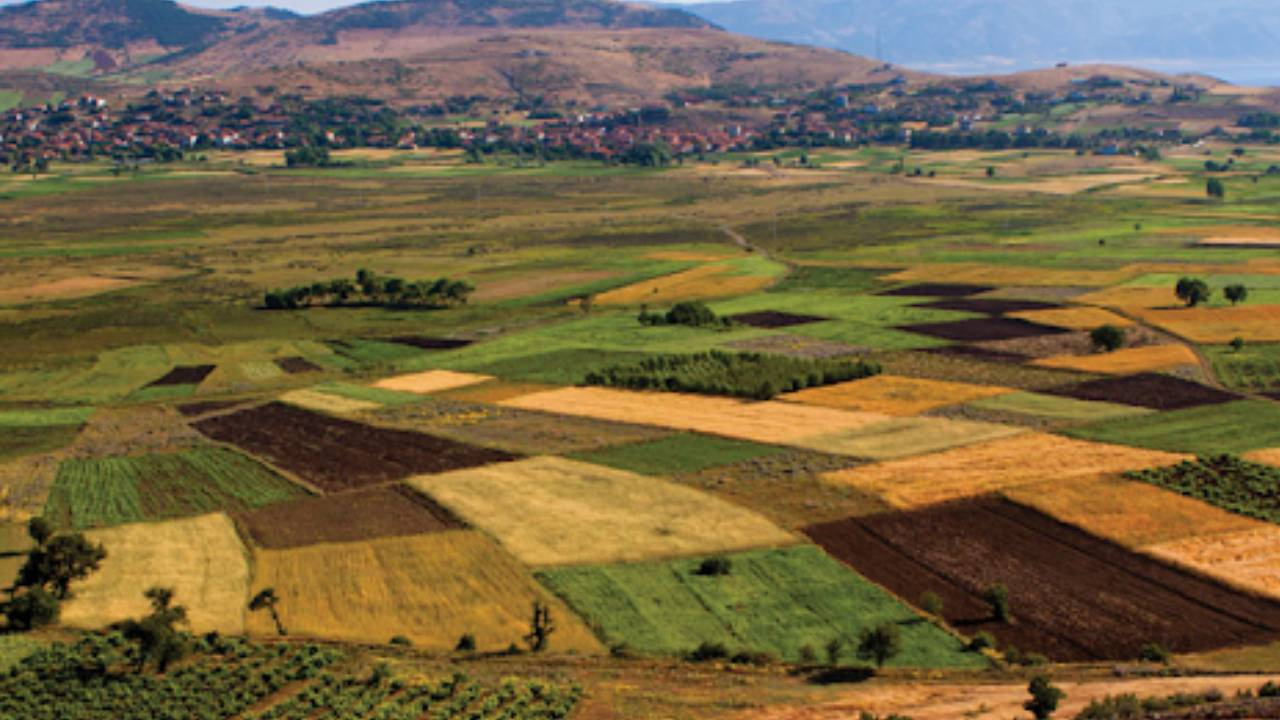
xmin=263 ymin=269 xmax=474 ymax=310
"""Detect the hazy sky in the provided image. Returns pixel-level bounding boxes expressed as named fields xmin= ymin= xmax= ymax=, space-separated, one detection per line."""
xmin=0 ymin=0 xmax=721 ymax=13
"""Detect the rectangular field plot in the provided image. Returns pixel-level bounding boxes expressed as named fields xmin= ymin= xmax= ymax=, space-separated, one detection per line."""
xmin=146 ymin=365 xmax=216 ymax=387
xmin=570 ymin=434 xmax=783 ymax=476
xmin=501 ymin=387 xmax=888 ymax=446
xmin=44 ymin=448 xmax=307 ymax=530
xmin=238 ymin=484 xmax=462 ymax=549
xmin=371 ymin=370 xmax=493 ymax=395
xmin=912 ymin=298 xmax=1059 ymax=315
xmin=1135 ymin=305 xmax=1280 ymax=344
xmin=278 ymin=388 xmax=381 ymax=414
xmin=805 ymin=498 xmax=1280 ymax=661
xmin=1149 ymin=527 xmax=1280 ymax=599
xmin=782 ymin=375 xmax=1013 ymax=416
xmin=967 ymin=392 xmax=1152 ymax=424
xmin=1046 ymin=373 xmax=1240 ymax=410
xmin=1009 ymin=307 xmax=1135 ymax=330
xmin=824 ymin=433 xmax=1187 ymax=508
xmin=899 ymin=317 xmax=1070 ymax=342
xmin=1125 ymin=455 xmax=1280 ymax=525
xmin=409 ymin=457 xmax=797 ymax=566
xmin=193 ymin=402 xmax=517 ymax=493
xmin=247 ymin=531 xmax=603 ymax=654
xmin=536 ymin=545 xmax=983 ymax=668
xmin=801 ymin=416 xmax=1025 ymax=461
xmin=1066 ymin=400 xmax=1280 ymax=456
xmin=64 ymin=513 xmax=250 ymax=634
xmin=1032 ymin=345 xmax=1200 ymax=375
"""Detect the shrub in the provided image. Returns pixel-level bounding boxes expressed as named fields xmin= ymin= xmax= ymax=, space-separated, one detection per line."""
xmin=1090 ymin=325 xmax=1126 ymax=353
xmin=968 ymin=632 xmax=996 ymax=652
xmin=4 ymin=587 xmax=59 ymax=630
xmin=388 ymin=635 xmax=412 ymax=647
xmin=856 ymin=622 xmax=902 ymax=669
xmin=984 ymin=583 xmax=1012 ymax=623
xmin=695 ymin=556 xmax=732 ymax=576
xmin=918 ymin=590 xmax=943 ymax=617
xmin=1260 ymin=681 xmax=1280 ymax=698
xmin=1137 ymin=642 xmax=1170 ymax=664
xmin=1025 ymin=675 xmax=1065 ymax=719
xmin=730 ymin=649 xmax=775 ymax=666
xmin=688 ymin=641 xmax=729 ymax=662
xmin=455 ymin=634 xmax=476 ymax=652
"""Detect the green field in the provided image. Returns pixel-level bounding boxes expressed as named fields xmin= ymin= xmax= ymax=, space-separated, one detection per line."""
xmin=968 ymin=392 xmax=1152 ymax=424
xmin=44 ymin=447 xmax=308 ymax=529
xmin=537 ymin=545 xmax=984 ymax=668
xmin=1206 ymin=344 xmax=1280 ymax=392
xmin=570 ymin=434 xmax=784 ymax=476
xmin=1065 ymin=400 xmax=1280 ymax=456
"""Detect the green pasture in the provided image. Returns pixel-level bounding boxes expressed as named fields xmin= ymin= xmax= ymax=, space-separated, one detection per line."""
xmin=570 ymin=434 xmax=784 ymax=476
xmin=44 ymin=447 xmax=307 ymax=529
xmin=1065 ymin=400 xmax=1280 ymax=456
xmin=537 ymin=545 xmax=983 ymax=668
xmin=0 ymin=425 xmax=82 ymax=464
xmin=1206 ymin=343 xmax=1280 ymax=392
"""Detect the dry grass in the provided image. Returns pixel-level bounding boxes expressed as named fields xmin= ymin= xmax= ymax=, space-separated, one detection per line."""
xmin=883 ymin=263 xmax=1135 ymax=287
xmin=1133 ymin=305 xmax=1280 ymax=343
xmin=1032 ymin=344 xmax=1201 ymax=374
xmin=278 ymin=389 xmax=380 ymax=413
xmin=0 ymin=276 xmax=136 ymax=305
xmin=781 ymin=375 xmax=1013 ymax=416
xmin=245 ymin=530 xmax=604 ymax=653
xmin=63 ymin=513 xmax=249 ymax=634
xmin=501 ymin=387 xmax=888 ymax=445
xmin=372 ymin=370 xmax=493 ymax=395
xmin=472 ymin=270 xmax=615 ymax=301
xmin=1147 ymin=527 xmax=1280 ymax=599
xmin=1010 ymin=306 xmax=1135 ymax=330
xmin=409 ymin=456 xmax=797 ymax=566
xmin=1076 ymin=286 xmax=1178 ymax=309
xmin=823 ymin=433 xmax=1189 ymax=508
xmin=799 ymin=417 xmax=1026 ymax=460
xmin=1003 ymin=475 xmax=1261 ymax=547
xmin=594 ymin=262 xmax=773 ymax=305
xmin=1245 ymin=448 xmax=1280 ymax=468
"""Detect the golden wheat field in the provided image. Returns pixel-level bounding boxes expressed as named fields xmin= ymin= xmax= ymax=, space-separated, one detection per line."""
xmin=594 ymin=262 xmax=774 ymax=305
xmin=1133 ymin=305 xmax=1280 ymax=343
xmin=823 ymin=433 xmax=1189 ymax=508
xmin=1147 ymin=527 xmax=1280 ymax=599
xmin=780 ymin=375 xmax=1013 ymax=416
xmin=501 ymin=387 xmax=888 ymax=445
xmin=409 ymin=456 xmax=797 ymax=566
xmin=1010 ymin=306 xmax=1135 ymax=330
xmin=1032 ymin=344 xmax=1200 ymax=374
xmin=1245 ymin=448 xmax=1280 ymax=467
xmin=245 ymin=531 xmax=603 ymax=653
xmin=800 ymin=416 xmax=1025 ymax=460
xmin=1002 ymin=475 xmax=1261 ymax=547
xmin=372 ymin=370 xmax=493 ymax=394
xmin=278 ymin=388 xmax=380 ymax=413
xmin=1076 ymin=286 xmax=1179 ymax=309
xmin=62 ymin=513 xmax=250 ymax=634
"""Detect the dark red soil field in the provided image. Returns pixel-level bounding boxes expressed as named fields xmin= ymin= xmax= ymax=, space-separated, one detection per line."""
xmin=899 ymin=317 xmax=1070 ymax=342
xmin=193 ymin=402 xmax=517 ymax=492
xmin=728 ymin=310 xmax=828 ymax=328
xmin=880 ymin=283 xmax=994 ymax=297
xmin=237 ymin=484 xmax=463 ymax=548
xmin=1046 ymin=373 xmax=1240 ymax=410
xmin=805 ymin=497 xmax=1280 ymax=661
xmin=912 ymin=298 xmax=1060 ymax=315
xmin=385 ymin=336 xmax=474 ymax=350
xmin=147 ymin=365 xmax=216 ymax=387
xmin=274 ymin=356 xmax=322 ymax=374
xmin=176 ymin=400 xmax=247 ymax=417
xmin=922 ymin=345 xmax=1031 ymax=364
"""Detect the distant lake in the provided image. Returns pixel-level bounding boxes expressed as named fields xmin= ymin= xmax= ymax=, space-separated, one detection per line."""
xmin=909 ymin=60 xmax=1280 ymax=88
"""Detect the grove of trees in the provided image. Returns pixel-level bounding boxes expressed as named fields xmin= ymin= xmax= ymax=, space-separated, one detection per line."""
xmin=264 ymin=269 xmax=474 ymax=310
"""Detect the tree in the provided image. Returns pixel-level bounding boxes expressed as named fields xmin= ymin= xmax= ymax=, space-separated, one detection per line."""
xmin=1206 ymin=177 xmax=1225 ymax=199
xmin=120 ymin=587 xmax=189 ymax=673
xmin=14 ymin=532 xmax=107 ymax=599
xmin=1224 ymin=284 xmax=1249 ymax=306
xmin=1089 ymin=324 xmax=1126 ymax=353
xmin=4 ymin=587 xmax=59 ymax=630
xmin=524 ymin=600 xmax=556 ymax=652
xmin=824 ymin=637 xmax=845 ymax=667
xmin=919 ymin=591 xmax=944 ymax=617
xmin=984 ymin=583 xmax=1012 ymax=623
xmin=1175 ymin=277 xmax=1212 ymax=308
xmin=1230 ymin=336 xmax=1245 ymax=352
xmin=1024 ymin=675 xmax=1065 ymax=719
xmin=26 ymin=517 xmax=52 ymax=547
xmin=248 ymin=588 xmax=286 ymax=636
xmin=856 ymin=623 xmax=902 ymax=669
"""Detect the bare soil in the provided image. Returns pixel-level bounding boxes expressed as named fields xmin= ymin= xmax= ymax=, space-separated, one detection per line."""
xmin=728 ymin=310 xmax=828 ymax=328
xmin=899 ymin=317 xmax=1070 ymax=342
xmin=238 ymin=484 xmax=463 ymax=549
xmin=147 ymin=364 xmax=216 ymax=387
xmin=1046 ymin=372 xmax=1240 ymax=410
xmin=880 ymin=283 xmax=994 ymax=297
xmin=273 ymin=356 xmax=322 ymax=374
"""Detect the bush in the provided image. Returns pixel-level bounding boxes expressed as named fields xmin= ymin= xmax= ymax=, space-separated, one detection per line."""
xmin=1025 ymin=675 xmax=1065 ymax=719
xmin=730 ymin=649 xmax=775 ymax=666
xmin=1090 ymin=325 xmax=1126 ymax=353
xmin=967 ymin=632 xmax=996 ymax=652
xmin=695 ymin=556 xmax=732 ymax=576
xmin=455 ymin=634 xmax=476 ymax=652
xmin=4 ymin=587 xmax=59 ymax=630
xmin=1137 ymin=642 xmax=1170 ymax=664
xmin=984 ymin=583 xmax=1012 ymax=623
xmin=388 ymin=635 xmax=412 ymax=647
xmin=918 ymin=591 xmax=943 ymax=616
xmin=688 ymin=641 xmax=729 ymax=662
xmin=1260 ymin=681 xmax=1280 ymax=698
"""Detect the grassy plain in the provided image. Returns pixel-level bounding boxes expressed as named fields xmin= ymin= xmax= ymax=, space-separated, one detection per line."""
xmin=1066 ymin=400 xmax=1280 ymax=455
xmin=569 ymin=433 xmax=784 ymax=476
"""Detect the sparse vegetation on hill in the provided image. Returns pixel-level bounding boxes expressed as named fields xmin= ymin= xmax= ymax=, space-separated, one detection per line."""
xmin=263 ymin=269 xmax=474 ymax=310
xmin=584 ymin=351 xmax=881 ymax=400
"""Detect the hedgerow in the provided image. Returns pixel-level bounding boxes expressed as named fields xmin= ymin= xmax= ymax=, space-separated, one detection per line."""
xmin=583 ymin=350 xmax=880 ymax=400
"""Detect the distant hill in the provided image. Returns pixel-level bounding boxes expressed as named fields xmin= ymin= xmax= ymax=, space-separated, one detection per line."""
xmin=681 ymin=0 xmax=1280 ymax=84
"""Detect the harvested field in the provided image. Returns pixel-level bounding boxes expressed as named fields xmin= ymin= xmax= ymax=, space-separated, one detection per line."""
xmin=806 ymin=497 xmax=1280 ymax=661
xmin=1034 ymin=344 xmax=1201 ymax=374
xmin=1068 ymin=400 xmax=1280 ymax=456
xmin=278 ymin=389 xmax=380 ymax=414
xmin=146 ymin=365 xmax=216 ymax=387
xmin=501 ymin=387 xmax=888 ymax=446
xmin=911 ymin=298 xmax=1059 ymax=315
xmin=723 ymin=334 xmax=867 ymax=359
xmin=537 ymin=545 xmax=981 ymax=668
xmin=273 ymin=356 xmax=321 ymax=374
xmin=63 ymin=513 xmax=250 ymax=634
xmin=1009 ymin=306 xmax=1135 ymax=330
xmin=879 ymin=283 xmax=993 ymax=297
xmin=193 ymin=402 xmax=517 ymax=493
xmin=1003 ymin=475 xmax=1261 ymax=547
xmin=872 ymin=350 xmax=1094 ymax=391
xmin=384 ymin=336 xmax=473 ymax=350
xmin=366 ymin=400 xmax=669 ymax=454
xmin=978 ymin=325 xmax=1168 ymax=360
xmin=900 ymin=317 xmax=1069 ymax=342
xmin=1149 ymin=527 xmax=1280 ymax=599
xmin=781 ymin=375 xmax=1013 ymax=416
xmin=246 ymin=531 xmax=602 ymax=653
xmin=238 ymin=484 xmax=461 ymax=549
xmin=1077 ymin=285 xmax=1177 ymax=309
xmin=175 ymin=400 xmax=246 ymax=418
xmin=802 ymin=416 xmax=1025 ymax=460
xmin=824 ymin=433 xmax=1187 ymax=508
xmin=371 ymin=370 xmax=492 ymax=395
xmin=1135 ymin=305 xmax=1280 ymax=344
xmin=727 ymin=311 xmax=827 ymax=328
xmin=967 ymin=391 xmax=1151 ymax=424
xmin=1046 ymin=372 xmax=1239 ymax=410
xmin=595 ymin=262 xmax=778 ymax=305
xmin=1248 ymin=448 xmax=1280 ymax=468
xmin=410 ymin=456 xmax=796 ymax=566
